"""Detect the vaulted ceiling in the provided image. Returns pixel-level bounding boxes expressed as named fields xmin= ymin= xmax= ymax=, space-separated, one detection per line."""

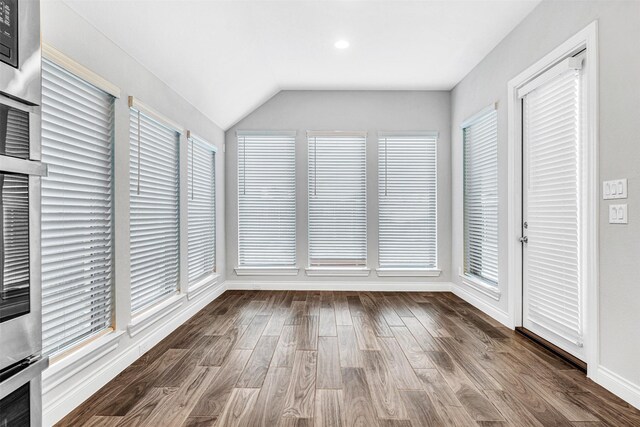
xmin=62 ymin=0 xmax=540 ymax=129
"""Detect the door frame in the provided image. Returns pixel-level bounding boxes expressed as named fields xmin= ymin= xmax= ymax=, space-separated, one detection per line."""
xmin=506 ymin=21 xmax=599 ymax=378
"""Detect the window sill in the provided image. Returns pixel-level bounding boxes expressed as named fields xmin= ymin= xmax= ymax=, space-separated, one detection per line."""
xmin=42 ymin=329 xmax=125 ymax=394
xmin=459 ymin=272 xmax=501 ymax=301
xmin=234 ymin=267 xmax=299 ymax=276
xmin=188 ymin=273 xmax=221 ymax=300
xmin=376 ymin=268 xmax=441 ymax=277
xmin=127 ymin=294 xmax=185 ymax=338
xmin=305 ymin=267 xmax=371 ymax=277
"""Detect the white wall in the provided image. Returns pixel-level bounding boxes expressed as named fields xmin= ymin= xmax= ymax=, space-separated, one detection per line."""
xmin=451 ymin=0 xmax=640 ymax=405
xmin=225 ymin=90 xmax=452 ymax=287
xmin=40 ymin=2 xmax=226 ymax=425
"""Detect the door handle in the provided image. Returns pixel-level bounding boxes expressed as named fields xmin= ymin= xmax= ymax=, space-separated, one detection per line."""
xmin=519 ymin=236 xmax=528 ymax=244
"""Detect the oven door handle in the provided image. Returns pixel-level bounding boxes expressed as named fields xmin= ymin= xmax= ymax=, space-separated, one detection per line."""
xmin=0 ymin=93 xmax=39 ymax=114
xmin=0 ymin=356 xmax=49 ymax=400
xmin=0 ymin=156 xmax=47 ymax=176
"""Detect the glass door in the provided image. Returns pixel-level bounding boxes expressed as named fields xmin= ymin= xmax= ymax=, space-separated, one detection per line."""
xmin=0 ymin=94 xmax=45 ymax=372
xmin=0 ymin=172 xmax=30 ymax=322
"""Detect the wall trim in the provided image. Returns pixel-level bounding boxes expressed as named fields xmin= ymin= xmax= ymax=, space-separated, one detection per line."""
xmin=225 ymin=279 xmax=452 ymax=292
xmin=451 ymin=282 xmax=511 ymax=328
xmin=458 ymin=271 xmax=501 ymax=301
xmin=305 ymin=268 xmax=371 ymax=277
xmin=42 ymin=283 xmax=226 ymax=426
xmin=376 ymin=268 xmax=441 ymax=277
xmin=126 ymin=294 xmax=186 ymax=338
xmin=42 ymin=330 xmax=125 ymax=395
xmin=234 ymin=267 xmax=300 ymax=276
xmin=596 ymin=366 xmax=640 ymax=410
xmin=42 ymin=42 xmax=122 ymax=98
xmin=187 ymin=274 xmax=220 ymax=300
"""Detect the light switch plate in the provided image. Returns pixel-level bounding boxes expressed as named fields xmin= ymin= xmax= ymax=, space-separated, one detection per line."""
xmin=609 ymin=204 xmax=628 ymax=224
xmin=603 ymin=179 xmax=627 ymax=199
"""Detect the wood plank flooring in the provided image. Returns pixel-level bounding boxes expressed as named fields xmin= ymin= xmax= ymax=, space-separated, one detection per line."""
xmin=56 ymin=291 xmax=640 ymax=427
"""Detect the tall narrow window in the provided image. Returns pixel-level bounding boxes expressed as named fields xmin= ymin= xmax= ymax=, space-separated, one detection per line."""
xmin=188 ymin=133 xmax=216 ymax=285
xmin=41 ymin=59 xmax=115 ymax=355
xmin=378 ymin=132 xmax=438 ymax=270
xmin=237 ymin=131 xmax=296 ymax=268
xmin=129 ymin=101 xmax=180 ymax=313
xmin=463 ymin=107 xmax=498 ymax=286
xmin=308 ymin=132 xmax=367 ymax=268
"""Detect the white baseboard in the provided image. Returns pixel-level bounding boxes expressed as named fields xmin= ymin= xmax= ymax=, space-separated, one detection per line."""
xmin=451 ymin=282 xmax=512 ymax=328
xmin=42 ymin=281 xmax=226 ymax=427
xmin=595 ymin=365 xmax=640 ymax=410
xmin=224 ymin=280 xmax=453 ymax=292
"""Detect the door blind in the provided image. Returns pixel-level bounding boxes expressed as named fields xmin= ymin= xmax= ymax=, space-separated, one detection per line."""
xmin=463 ymin=110 xmax=499 ymax=284
xmin=237 ymin=132 xmax=296 ymax=267
xmin=188 ymin=134 xmax=216 ymax=285
xmin=378 ymin=133 xmax=437 ymax=269
xmin=41 ymin=59 xmax=114 ymax=355
xmin=308 ymin=133 xmax=367 ymax=267
xmin=523 ymin=65 xmax=583 ymax=346
xmin=129 ymin=107 xmax=180 ymax=313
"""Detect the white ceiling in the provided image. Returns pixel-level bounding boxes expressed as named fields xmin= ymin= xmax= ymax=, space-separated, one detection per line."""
xmin=62 ymin=0 xmax=540 ymax=129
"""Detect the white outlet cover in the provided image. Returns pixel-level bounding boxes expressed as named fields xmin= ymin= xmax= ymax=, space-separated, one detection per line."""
xmin=603 ymin=179 xmax=628 ymax=199
xmin=609 ymin=204 xmax=628 ymax=224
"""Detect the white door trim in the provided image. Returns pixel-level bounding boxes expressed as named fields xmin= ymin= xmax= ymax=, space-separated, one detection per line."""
xmin=507 ymin=21 xmax=599 ymax=378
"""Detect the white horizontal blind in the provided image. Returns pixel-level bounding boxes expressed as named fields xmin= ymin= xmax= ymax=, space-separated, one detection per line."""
xmin=463 ymin=110 xmax=499 ymax=285
xmin=238 ymin=132 xmax=296 ymax=267
xmin=378 ymin=133 xmax=437 ymax=269
xmin=129 ymin=107 xmax=179 ymax=313
xmin=41 ymin=59 xmax=114 ymax=355
xmin=188 ymin=135 xmax=216 ymax=285
xmin=308 ymin=133 xmax=366 ymax=267
xmin=523 ymin=66 xmax=583 ymax=346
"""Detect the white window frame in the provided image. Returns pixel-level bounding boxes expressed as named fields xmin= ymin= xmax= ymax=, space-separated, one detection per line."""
xmin=40 ymin=47 xmax=120 ymax=359
xmin=306 ymin=131 xmax=369 ymax=276
xmin=186 ymin=131 xmax=218 ymax=296
xmin=128 ymin=96 xmax=182 ymax=316
xmin=235 ymin=130 xmax=298 ymax=276
xmin=375 ymin=131 xmax=440 ymax=277
xmin=507 ymin=22 xmax=598 ymax=376
xmin=460 ymin=105 xmax=500 ymax=299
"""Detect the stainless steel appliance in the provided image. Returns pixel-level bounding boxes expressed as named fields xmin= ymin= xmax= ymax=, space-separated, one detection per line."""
xmin=0 ymin=0 xmax=41 ymax=105
xmin=0 ymin=1 xmax=47 ymax=426
xmin=0 ymin=357 xmax=47 ymax=426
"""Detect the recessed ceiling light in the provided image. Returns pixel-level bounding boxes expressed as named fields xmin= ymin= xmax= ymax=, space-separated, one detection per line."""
xmin=334 ymin=40 xmax=349 ymax=49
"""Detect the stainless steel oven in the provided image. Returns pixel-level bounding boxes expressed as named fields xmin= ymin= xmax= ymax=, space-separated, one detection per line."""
xmin=0 ymin=356 xmax=48 ymax=427
xmin=0 ymin=1 xmax=45 ymax=426
xmin=0 ymin=0 xmax=41 ymax=106
xmin=0 ymin=94 xmax=45 ymax=373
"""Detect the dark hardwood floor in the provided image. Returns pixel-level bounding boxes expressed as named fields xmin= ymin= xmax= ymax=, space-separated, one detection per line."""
xmin=56 ymin=291 xmax=640 ymax=426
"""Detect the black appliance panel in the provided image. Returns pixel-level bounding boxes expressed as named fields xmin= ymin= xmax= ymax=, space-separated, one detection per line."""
xmin=0 ymin=0 xmax=18 ymax=68
xmin=0 ymin=383 xmax=30 ymax=426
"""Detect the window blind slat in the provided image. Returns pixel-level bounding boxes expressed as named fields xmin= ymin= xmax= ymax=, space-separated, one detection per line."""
xmin=463 ymin=109 xmax=499 ymax=285
xmin=237 ymin=133 xmax=296 ymax=268
xmin=378 ymin=134 xmax=437 ymax=269
xmin=523 ymin=67 xmax=582 ymax=345
xmin=41 ymin=59 xmax=115 ymax=356
xmin=308 ymin=134 xmax=367 ymax=267
xmin=129 ymin=108 xmax=179 ymax=313
xmin=188 ymin=136 xmax=216 ymax=285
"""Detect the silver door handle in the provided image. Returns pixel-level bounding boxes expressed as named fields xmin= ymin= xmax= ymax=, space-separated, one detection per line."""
xmin=519 ymin=236 xmax=528 ymax=244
